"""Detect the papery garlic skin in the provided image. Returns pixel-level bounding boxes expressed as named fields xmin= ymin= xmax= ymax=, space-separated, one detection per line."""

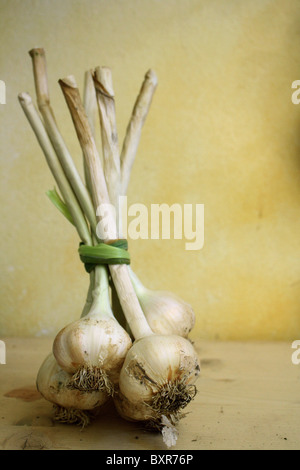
xmin=118 ymin=334 xmax=199 ymax=414
xmin=129 ymin=268 xmax=195 ymax=338
xmin=53 ymin=316 xmax=132 ymax=385
xmin=113 ymin=390 xmax=156 ymax=422
xmin=113 ymin=390 xmax=180 ymax=448
xmin=36 ymin=353 xmax=109 ymax=410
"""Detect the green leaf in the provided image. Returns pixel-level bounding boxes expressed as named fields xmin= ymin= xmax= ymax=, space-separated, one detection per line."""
xmin=46 ymin=187 xmax=75 ymax=226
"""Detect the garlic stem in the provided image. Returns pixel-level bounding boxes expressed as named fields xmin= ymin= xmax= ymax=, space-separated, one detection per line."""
xmin=80 ymin=70 xmax=103 ymax=319
xmin=92 ymin=66 xmax=127 ymax=330
xmin=29 ymin=48 xmax=98 ymax=237
xmin=80 ymin=271 xmax=95 ymax=318
xmin=83 ymin=69 xmax=97 ymax=139
xmin=93 ymin=67 xmax=121 ymax=228
xmin=117 ymin=70 xmax=195 ymax=338
xmin=18 ymin=92 xmax=92 ymax=246
xmin=59 ymin=76 xmax=153 ymax=340
xmin=127 ymin=266 xmax=146 ymax=297
xmin=83 ymin=69 xmax=97 ymax=195
xmin=18 ymin=92 xmax=112 ymax=327
xmin=120 ymin=69 xmax=158 ymax=196
xmin=87 ymin=265 xmax=113 ymax=318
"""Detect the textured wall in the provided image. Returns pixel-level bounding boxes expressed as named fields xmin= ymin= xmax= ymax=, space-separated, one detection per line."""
xmin=0 ymin=0 xmax=300 ymax=340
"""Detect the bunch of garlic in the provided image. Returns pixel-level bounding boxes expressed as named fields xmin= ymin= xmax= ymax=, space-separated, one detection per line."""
xmin=19 ymin=48 xmax=200 ymax=446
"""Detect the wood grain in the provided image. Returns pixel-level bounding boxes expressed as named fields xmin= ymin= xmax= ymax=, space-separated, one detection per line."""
xmin=0 ymin=338 xmax=299 ymax=450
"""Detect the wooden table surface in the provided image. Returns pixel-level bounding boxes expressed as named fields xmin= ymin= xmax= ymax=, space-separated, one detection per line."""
xmin=0 ymin=337 xmax=299 ymax=450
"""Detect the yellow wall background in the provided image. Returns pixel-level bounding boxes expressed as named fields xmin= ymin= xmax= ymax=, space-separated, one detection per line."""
xmin=0 ymin=0 xmax=300 ymax=340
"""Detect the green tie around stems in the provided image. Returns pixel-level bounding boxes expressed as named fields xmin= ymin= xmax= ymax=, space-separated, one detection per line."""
xmin=78 ymin=240 xmax=130 ymax=273
xmin=46 ymin=188 xmax=130 ymax=273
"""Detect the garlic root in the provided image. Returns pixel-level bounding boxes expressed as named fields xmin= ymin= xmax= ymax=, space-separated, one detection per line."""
xmin=53 ymin=405 xmax=95 ymax=428
xmin=67 ymin=365 xmax=114 ymax=395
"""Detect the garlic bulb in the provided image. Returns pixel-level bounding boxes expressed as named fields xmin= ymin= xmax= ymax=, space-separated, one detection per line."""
xmin=129 ymin=268 xmax=195 ymax=337
xmin=53 ymin=266 xmax=132 ymax=393
xmin=36 ymin=353 xmax=109 ymax=426
xmin=117 ymin=334 xmax=200 ymax=426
